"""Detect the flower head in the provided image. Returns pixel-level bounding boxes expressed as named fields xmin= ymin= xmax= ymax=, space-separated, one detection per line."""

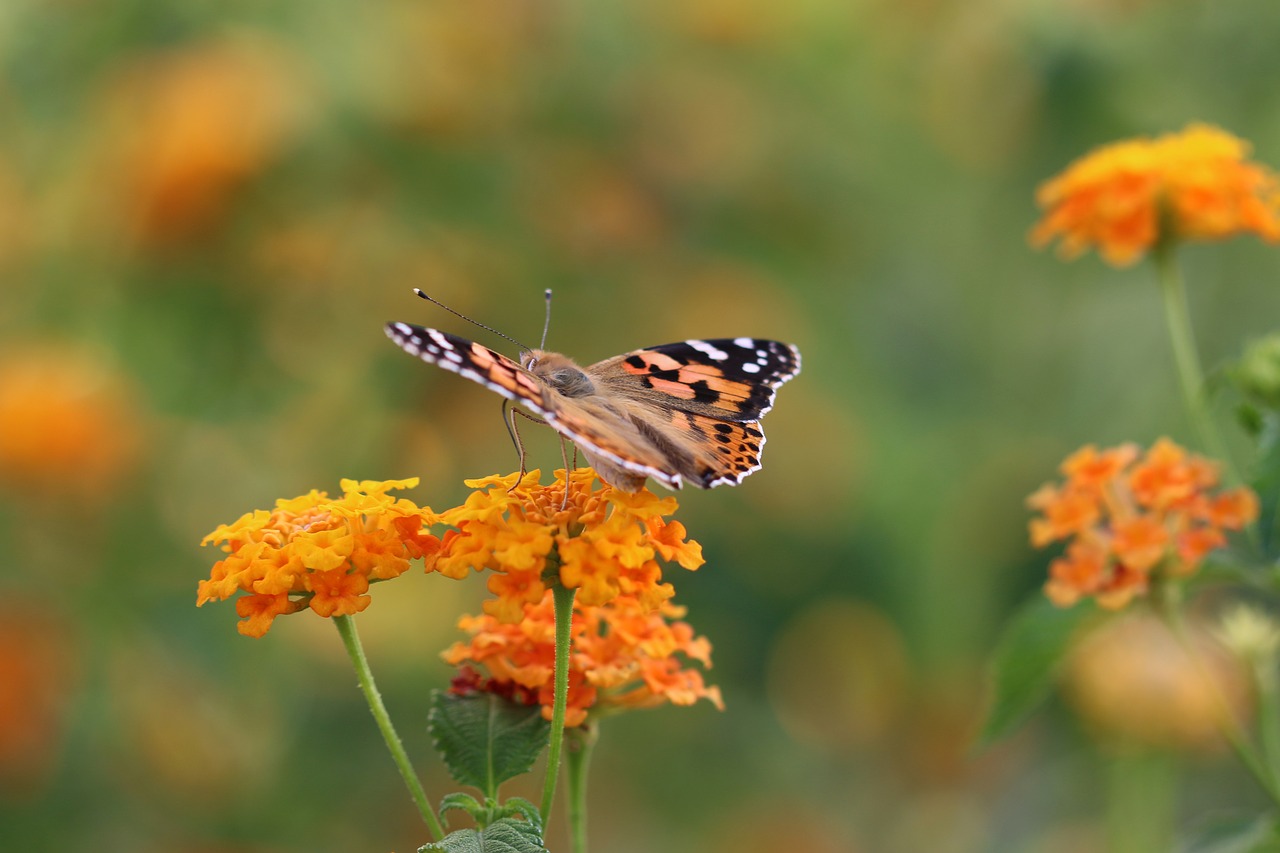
xmin=0 ymin=347 xmax=142 ymax=498
xmin=1066 ymin=613 xmax=1246 ymax=750
xmin=1028 ymin=439 xmax=1257 ymax=609
xmin=198 ymin=478 xmax=440 ymax=636
xmin=444 ymin=590 xmax=723 ymax=727
xmin=99 ymin=36 xmax=307 ymax=246
xmin=1031 ymin=123 xmax=1280 ymax=266
xmin=435 ymin=469 xmax=704 ymax=622
xmin=1215 ymin=605 xmax=1280 ymax=678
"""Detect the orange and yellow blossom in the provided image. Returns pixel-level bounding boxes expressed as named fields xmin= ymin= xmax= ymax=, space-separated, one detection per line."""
xmin=1031 ymin=123 xmax=1280 ymax=266
xmin=445 ymin=590 xmax=723 ymax=727
xmin=1028 ymin=439 xmax=1257 ymax=609
xmin=198 ymin=478 xmax=440 ymax=637
xmin=435 ymin=469 xmax=704 ymax=623
xmin=0 ymin=347 xmax=142 ymax=498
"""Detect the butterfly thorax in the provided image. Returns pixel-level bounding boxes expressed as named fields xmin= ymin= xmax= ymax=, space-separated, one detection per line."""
xmin=521 ymin=350 xmax=596 ymax=398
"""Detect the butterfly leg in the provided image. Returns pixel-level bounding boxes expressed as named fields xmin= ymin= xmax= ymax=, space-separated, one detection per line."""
xmin=556 ymin=434 xmax=572 ymax=511
xmin=501 ymin=399 xmax=529 ymax=491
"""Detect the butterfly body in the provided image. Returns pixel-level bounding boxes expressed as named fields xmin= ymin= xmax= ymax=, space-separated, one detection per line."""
xmin=386 ymin=322 xmax=800 ymax=492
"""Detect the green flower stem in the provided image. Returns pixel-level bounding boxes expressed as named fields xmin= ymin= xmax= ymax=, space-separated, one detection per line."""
xmin=1255 ymin=660 xmax=1280 ymax=788
xmin=1153 ymin=246 xmax=1234 ymax=473
xmin=565 ymin=723 xmax=598 ymax=853
xmin=1156 ymin=597 xmax=1280 ymax=808
xmin=333 ymin=614 xmax=444 ymax=841
xmin=540 ymin=581 xmax=578 ymax=825
xmin=1106 ymin=751 xmax=1174 ymax=853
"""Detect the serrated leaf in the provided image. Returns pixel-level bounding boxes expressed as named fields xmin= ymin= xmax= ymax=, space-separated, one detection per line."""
xmin=438 ymin=792 xmax=485 ymax=828
xmin=1250 ymin=412 xmax=1280 ymax=559
xmin=428 ymin=691 xmax=551 ymax=798
xmin=496 ymin=797 xmax=543 ymax=834
xmin=418 ymin=818 xmax=548 ymax=853
xmin=1179 ymin=814 xmax=1280 ymax=853
xmin=977 ymin=595 xmax=1098 ymax=747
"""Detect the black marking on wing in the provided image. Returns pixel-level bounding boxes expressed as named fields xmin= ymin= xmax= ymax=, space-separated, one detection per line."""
xmin=384 ymin=322 xmax=553 ymax=417
xmin=610 ymin=338 xmax=801 ymax=421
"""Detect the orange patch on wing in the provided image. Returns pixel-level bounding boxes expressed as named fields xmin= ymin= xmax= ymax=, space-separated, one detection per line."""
xmin=649 ymin=377 xmax=697 ymax=399
xmin=622 ymin=353 xmax=684 ymax=375
xmin=468 ymin=343 xmax=499 ymax=368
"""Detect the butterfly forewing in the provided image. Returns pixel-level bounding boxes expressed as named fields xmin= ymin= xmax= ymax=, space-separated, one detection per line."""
xmin=385 ymin=322 xmax=550 ymax=412
xmin=593 ymin=338 xmax=801 ymax=423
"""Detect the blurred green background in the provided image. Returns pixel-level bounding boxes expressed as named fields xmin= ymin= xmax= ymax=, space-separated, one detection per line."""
xmin=5 ymin=1 xmax=1280 ymax=851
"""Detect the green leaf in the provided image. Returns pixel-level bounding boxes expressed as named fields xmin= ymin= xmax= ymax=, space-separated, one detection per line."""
xmin=1178 ymin=814 xmax=1280 ymax=853
xmin=977 ymin=594 xmax=1099 ymax=747
xmin=438 ymin=792 xmax=485 ymax=828
xmin=418 ymin=818 xmax=548 ymax=853
xmin=428 ymin=691 xmax=551 ymax=798
xmin=1250 ymin=411 xmax=1280 ymax=560
xmin=495 ymin=797 xmax=543 ymax=834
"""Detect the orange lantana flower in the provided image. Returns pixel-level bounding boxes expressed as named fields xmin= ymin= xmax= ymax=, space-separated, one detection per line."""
xmin=435 ymin=469 xmax=704 ymax=623
xmin=1028 ymin=439 xmax=1257 ymax=609
xmin=1031 ymin=123 xmax=1280 ymax=266
xmin=444 ymin=590 xmax=723 ymax=727
xmin=198 ymin=478 xmax=440 ymax=636
xmin=0 ymin=347 xmax=142 ymax=497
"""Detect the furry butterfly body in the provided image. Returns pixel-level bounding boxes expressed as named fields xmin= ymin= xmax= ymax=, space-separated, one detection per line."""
xmin=385 ymin=322 xmax=800 ymax=492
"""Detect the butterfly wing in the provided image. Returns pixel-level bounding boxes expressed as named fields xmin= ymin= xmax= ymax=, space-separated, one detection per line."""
xmin=591 ymin=338 xmax=801 ymax=422
xmin=586 ymin=338 xmax=801 ymax=488
xmin=385 ymin=321 xmax=683 ymax=489
xmin=384 ymin=322 xmax=553 ymax=415
xmin=386 ymin=324 xmax=800 ymax=492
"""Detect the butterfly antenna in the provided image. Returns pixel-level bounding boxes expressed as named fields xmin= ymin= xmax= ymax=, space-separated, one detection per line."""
xmin=539 ymin=289 xmax=553 ymax=350
xmin=413 ymin=289 xmax=530 ymax=350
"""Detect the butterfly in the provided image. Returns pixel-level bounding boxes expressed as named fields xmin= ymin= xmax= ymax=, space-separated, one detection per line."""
xmin=385 ymin=321 xmax=800 ymax=492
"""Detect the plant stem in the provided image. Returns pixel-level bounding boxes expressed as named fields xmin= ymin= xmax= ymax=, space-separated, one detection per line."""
xmin=1156 ymin=599 xmax=1280 ymax=808
xmin=565 ymin=723 xmax=598 ymax=853
xmin=1153 ymin=246 xmax=1233 ymax=471
xmin=1255 ymin=659 xmax=1280 ymax=790
xmin=333 ymin=614 xmax=444 ymax=841
xmin=1105 ymin=750 xmax=1174 ymax=853
xmin=540 ymin=581 xmax=578 ymax=824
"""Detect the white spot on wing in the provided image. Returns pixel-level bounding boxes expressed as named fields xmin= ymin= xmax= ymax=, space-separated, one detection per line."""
xmin=742 ymin=362 xmax=761 ymax=374
xmin=687 ymin=339 xmax=729 ymax=361
xmin=734 ymin=337 xmax=754 ymax=348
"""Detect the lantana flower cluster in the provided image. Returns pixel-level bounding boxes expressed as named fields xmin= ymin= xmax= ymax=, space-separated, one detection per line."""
xmin=446 ymin=591 xmax=723 ymax=727
xmin=434 ymin=469 xmax=704 ymax=623
xmin=198 ymin=469 xmax=720 ymax=720
xmin=198 ymin=478 xmax=440 ymax=636
xmin=1031 ymin=122 xmax=1280 ymax=266
xmin=1027 ymin=439 xmax=1257 ymax=609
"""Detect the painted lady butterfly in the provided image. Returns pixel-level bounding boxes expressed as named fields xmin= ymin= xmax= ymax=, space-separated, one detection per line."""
xmin=385 ymin=321 xmax=800 ymax=492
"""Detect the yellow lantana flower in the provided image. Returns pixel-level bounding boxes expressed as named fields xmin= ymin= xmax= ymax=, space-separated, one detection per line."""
xmin=435 ymin=469 xmax=704 ymax=622
xmin=198 ymin=478 xmax=440 ymax=636
xmin=1031 ymin=123 xmax=1280 ymax=266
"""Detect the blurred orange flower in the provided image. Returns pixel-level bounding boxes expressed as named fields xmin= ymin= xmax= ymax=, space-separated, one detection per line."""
xmin=1066 ymin=613 xmax=1246 ymax=750
xmin=98 ymin=35 xmax=307 ymax=246
xmin=1027 ymin=439 xmax=1257 ymax=609
xmin=435 ymin=469 xmax=704 ymax=622
xmin=0 ymin=347 xmax=142 ymax=497
xmin=0 ymin=604 xmax=77 ymax=798
xmin=1031 ymin=123 xmax=1280 ymax=266
xmin=445 ymin=590 xmax=722 ymax=727
xmin=198 ymin=478 xmax=440 ymax=637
